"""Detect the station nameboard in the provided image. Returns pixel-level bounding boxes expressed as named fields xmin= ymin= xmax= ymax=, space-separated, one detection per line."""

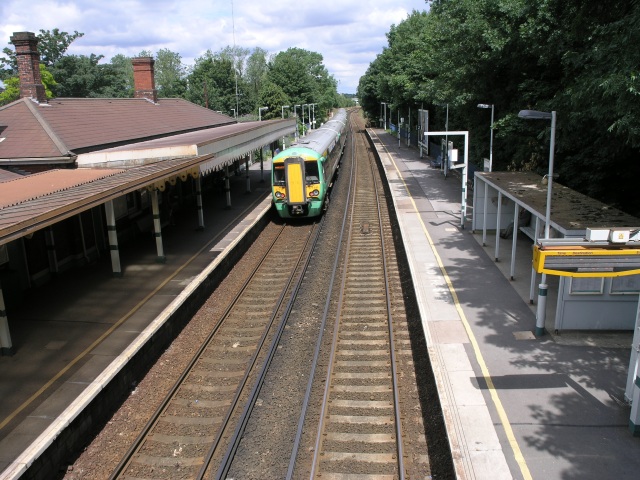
xmin=533 ymin=243 xmax=640 ymax=277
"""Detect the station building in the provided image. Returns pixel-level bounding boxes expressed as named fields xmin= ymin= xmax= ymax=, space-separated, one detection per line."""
xmin=0 ymin=31 xmax=295 ymax=356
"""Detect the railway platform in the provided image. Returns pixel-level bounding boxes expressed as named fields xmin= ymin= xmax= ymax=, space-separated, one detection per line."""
xmin=369 ymin=128 xmax=640 ymax=479
xmin=0 ymin=163 xmax=273 ymax=478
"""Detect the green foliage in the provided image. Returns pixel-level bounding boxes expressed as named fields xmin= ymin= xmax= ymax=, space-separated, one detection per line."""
xmin=154 ymin=49 xmax=187 ymax=98
xmin=50 ymin=54 xmax=133 ymax=98
xmin=185 ymin=50 xmax=247 ymax=115
xmin=0 ymin=64 xmax=57 ymax=106
xmin=257 ymin=81 xmax=290 ymax=120
xmin=357 ymin=0 xmax=640 ymax=215
xmin=1 ymin=28 xmax=83 ymax=79
xmin=267 ymin=48 xmax=338 ymax=126
xmin=0 ymin=76 xmax=19 ymax=106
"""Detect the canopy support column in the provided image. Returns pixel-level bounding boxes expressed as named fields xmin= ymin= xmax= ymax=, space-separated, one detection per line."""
xmin=45 ymin=227 xmax=58 ymax=274
xmin=195 ymin=176 xmax=204 ymax=231
xmin=482 ymin=182 xmax=488 ymax=246
xmin=104 ymin=200 xmax=122 ymax=277
xmin=529 ymin=217 xmax=541 ymax=304
xmin=246 ymin=153 xmax=252 ymax=194
xmin=510 ymin=203 xmax=519 ymax=280
xmin=225 ymin=166 xmax=232 ymax=209
xmin=0 ymin=287 xmax=13 ymax=356
xmin=151 ymin=190 xmax=166 ymax=263
xmin=495 ymin=191 xmax=502 ymax=261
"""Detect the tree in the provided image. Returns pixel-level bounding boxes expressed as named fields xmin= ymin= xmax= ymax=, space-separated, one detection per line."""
xmin=245 ymin=47 xmax=269 ymax=107
xmin=185 ymin=50 xmax=239 ymax=114
xmin=1 ymin=28 xmax=83 ymax=79
xmin=50 ymin=54 xmax=131 ymax=98
xmin=257 ymin=81 xmax=290 ymax=120
xmin=0 ymin=64 xmax=57 ymax=106
xmin=267 ymin=48 xmax=337 ymax=125
xmin=154 ymin=49 xmax=186 ymax=98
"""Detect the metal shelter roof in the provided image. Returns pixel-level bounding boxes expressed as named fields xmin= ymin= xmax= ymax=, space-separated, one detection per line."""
xmin=476 ymin=171 xmax=640 ymax=235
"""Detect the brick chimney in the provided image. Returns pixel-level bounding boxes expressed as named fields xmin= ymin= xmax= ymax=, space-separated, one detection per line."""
xmin=132 ymin=57 xmax=157 ymax=103
xmin=11 ymin=32 xmax=47 ymax=104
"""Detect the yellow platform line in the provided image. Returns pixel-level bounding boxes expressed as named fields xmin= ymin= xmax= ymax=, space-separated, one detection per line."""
xmin=376 ymin=135 xmax=532 ymax=480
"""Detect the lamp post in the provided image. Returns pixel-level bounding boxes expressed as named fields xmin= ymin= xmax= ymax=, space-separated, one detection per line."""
xmin=311 ymin=103 xmax=317 ymax=130
xmin=294 ymin=104 xmax=301 ymax=139
xmin=381 ymin=102 xmax=387 ymax=130
xmin=477 ymin=104 xmax=494 ymax=172
xmin=518 ymin=109 xmax=556 ymax=337
xmin=302 ymin=104 xmax=308 ymax=136
xmin=259 ymin=106 xmax=268 ymax=121
xmin=281 ymin=105 xmax=290 ymax=118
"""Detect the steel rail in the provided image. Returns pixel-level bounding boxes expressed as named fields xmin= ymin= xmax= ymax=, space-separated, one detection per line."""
xmin=285 ymin=110 xmax=358 ymax=479
xmin=308 ymin=115 xmax=361 ymax=478
xmin=213 ymin=215 xmax=326 ymax=480
xmin=367 ymin=131 xmax=406 ymax=480
xmin=110 ymin=222 xmax=293 ymax=479
xmin=309 ymin=118 xmax=405 ymax=479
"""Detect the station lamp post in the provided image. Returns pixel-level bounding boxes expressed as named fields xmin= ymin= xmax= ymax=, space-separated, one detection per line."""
xmin=302 ymin=104 xmax=309 ymax=135
xmin=381 ymin=102 xmax=387 ymax=130
xmin=518 ymin=109 xmax=557 ymax=336
xmin=311 ymin=103 xmax=317 ymax=130
xmin=477 ymin=103 xmax=494 ymax=172
xmin=259 ymin=106 xmax=269 ymax=121
xmin=281 ymin=105 xmax=290 ymax=118
xmin=294 ymin=104 xmax=301 ymax=139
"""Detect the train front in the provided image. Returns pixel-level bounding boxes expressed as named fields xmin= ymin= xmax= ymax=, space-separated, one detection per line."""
xmin=271 ymin=147 xmax=324 ymax=218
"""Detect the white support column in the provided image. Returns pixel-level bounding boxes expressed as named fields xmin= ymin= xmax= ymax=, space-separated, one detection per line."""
xmin=625 ymin=301 xmax=640 ymax=403
xmin=245 ymin=154 xmax=252 ymax=194
xmin=195 ymin=176 xmax=205 ymax=231
xmin=495 ymin=192 xmax=502 ymax=261
xmin=471 ymin=175 xmax=478 ymax=232
xmin=0 ymin=286 xmax=13 ymax=356
xmin=529 ymin=217 xmax=541 ymax=304
xmin=629 ymin=304 xmax=640 ymax=436
xmin=460 ymin=132 xmax=469 ymax=229
xmin=151 ymin=190 xmax=166 ymax=263
xmin=482 ymin=182 xmax=489 ymax=246
xmin=224 ymin=165 xmax=232 ymax=209
xmin=104 ymin=200 xmax=122 ymax=277
xmin=510 ymin=203 xmax=519 ymax=280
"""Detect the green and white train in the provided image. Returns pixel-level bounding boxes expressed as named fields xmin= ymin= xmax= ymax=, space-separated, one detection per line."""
xmin=271 ymin=109 xmax=348 ymax=219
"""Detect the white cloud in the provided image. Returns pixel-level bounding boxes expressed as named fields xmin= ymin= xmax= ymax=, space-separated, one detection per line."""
xmin=0 ymin=0 xmax=429 ymax=93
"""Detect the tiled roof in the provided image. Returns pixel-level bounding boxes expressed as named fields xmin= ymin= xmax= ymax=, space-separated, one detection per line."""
xmin=0 ymin=97 xmax=235 ymax=160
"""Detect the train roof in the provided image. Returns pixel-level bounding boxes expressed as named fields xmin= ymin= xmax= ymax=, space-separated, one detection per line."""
xmin=288 ymin=109 xmax=347 ymax=155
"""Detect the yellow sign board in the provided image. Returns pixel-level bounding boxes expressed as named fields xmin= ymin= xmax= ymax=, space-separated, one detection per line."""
xmin=532 ymin=244 xmax=640 ymax=277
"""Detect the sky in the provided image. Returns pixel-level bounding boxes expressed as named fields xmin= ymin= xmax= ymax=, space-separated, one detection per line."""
xmin=0 ymin=0 xmax=429 ymax=94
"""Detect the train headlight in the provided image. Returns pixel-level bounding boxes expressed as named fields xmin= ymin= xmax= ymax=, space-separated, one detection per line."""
xmin=309 ymin=189 xmax=320 ymax=197
xmin=274 ymin=191 xmax=286 ymax=199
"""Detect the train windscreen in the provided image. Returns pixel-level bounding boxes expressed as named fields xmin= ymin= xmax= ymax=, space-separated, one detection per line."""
xmin=305 ymin=161 xmax=319 ymax=184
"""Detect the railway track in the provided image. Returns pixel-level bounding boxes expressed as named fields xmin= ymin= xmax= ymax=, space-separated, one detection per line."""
xmin=306 ymin=118 xmax=405 ymax=479
xmin=67 ymin=109 xmax=447 ymax=479
xmin=110 ymin=221 xmax=320 ymax=479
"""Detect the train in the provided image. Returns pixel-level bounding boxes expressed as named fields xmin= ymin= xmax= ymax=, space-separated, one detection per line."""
xmin=271 ymin=108 xmax=348 ymax=219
